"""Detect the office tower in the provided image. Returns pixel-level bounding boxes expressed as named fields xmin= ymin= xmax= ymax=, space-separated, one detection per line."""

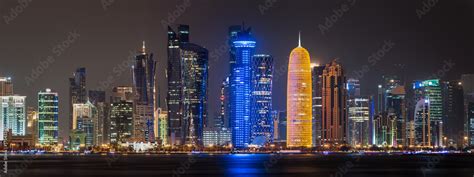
xmin=203 ymin=128 xmax=232 ymax=147
xmin=276 ymin=111 xmax=287 ymax=142
xmin=413 ymin=80 xmax=443 ymax=147
xmin=89 ymin=90 xmax=108 ymax=145
xmin=26 ymin=107 xmax=38 ymax=144
xmin=110 ymin=86 xmax=134 ymax=103
xmin=373 ymin=113 xmax=397 ymax=146
xmin=413 ymin=99 xmax=431 ymax=147
xmin=0 ymin=77 xmax=13 ymax=96
xmin=321 ymin=60 xmax=347 ymax=146
xmin=38 ymin=89 xmax=59 ymax=145
xmin=250 ymin=54 xmax=274 ymax=146
xmin=287 ymin=34 xmax=312 ymax=148
xmin=312 ymin=64 xmax=325 ymax=147
xmin=69 ymin=68 xmax=87 ymax=131
xmin=461 ymin=74 xmax=474 ymax=146
xmin=181 ymin=43 xmax=208 ymax=146
xmin=348 ymin=97 xmax=371 ymax=147
xmin=0 ymin=96 xmax=26 ymax=141
xmin=442 ymin=81 xmax=464 ymax=146
xmin=132 ymin=42 xmax=156 ymax=143
xmin=386 ymin=85 xmax=407 ymax=146
xmin=109 ymin=101 xmax=133 ymax=145
xmin=229 ymin=26 xmax=256 ymax=148
xmin=72 ymin=101 xmax=97 ymax=147
xmin=167 ymin=25 xmax=189 ymax=146
xmin=167 ymin=25 xmax=208 ymax=146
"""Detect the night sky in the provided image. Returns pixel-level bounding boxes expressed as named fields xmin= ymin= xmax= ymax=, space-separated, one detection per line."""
xmin=0 ymin=0 xmax=473 ymax=140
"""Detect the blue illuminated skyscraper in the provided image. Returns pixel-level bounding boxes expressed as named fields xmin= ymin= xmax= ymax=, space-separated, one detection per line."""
xmin=250 ymin=54 xmax=273 ymax=146
xmin=229 ymin=26 xmax=256 ymax=148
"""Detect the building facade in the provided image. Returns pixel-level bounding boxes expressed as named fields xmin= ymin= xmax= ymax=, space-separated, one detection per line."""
xmin=312 ymin=64 xmax=325 ymax=147
xmin=321 ymin=60 xmax=347 ymax=146
xmin=110 ymin=101 xmax=133 ymax=145
xmin=250 ymin=54 xmax=274 ymax=146
xmin=0 ymin=77 xmax=13 ymax=96
xmin=38 ymin=89 xmax=59 ymax=145
xmin=287 ymin=36 xmax=312 ymax=147
xmin=0 ymin=96 xmax=26 ymax=141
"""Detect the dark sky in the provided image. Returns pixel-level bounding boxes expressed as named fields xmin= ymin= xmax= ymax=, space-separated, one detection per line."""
xmin=0 ymin=0 xmax=473 ymax=139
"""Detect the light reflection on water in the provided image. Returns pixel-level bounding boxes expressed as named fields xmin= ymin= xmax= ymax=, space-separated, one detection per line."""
xmin=223 ymin=154 xmax=269 ymax=177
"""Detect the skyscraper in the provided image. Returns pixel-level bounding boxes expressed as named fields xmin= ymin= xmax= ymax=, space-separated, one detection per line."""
xmin=461 ymin=74 xmax=474 ymax=146
xmin=167 ymin=25 xmax=189 ymax=146
xmin=413 ymin=80 xmax=443 ymax=147
xmin=230 ymin=26 xmax=256 ymax=148
xmin=250 ymin=54 xmax=273 ymax=146
xmin=287 ymin=34 xmax=312 ymax=147
xmin=26 ymin=107 xmax=38 ymax=145
xmin=0 ymin=96 xmax=26 ymax=141
xmin=321 ymin=60 xmax=347 ymax=146
xmin=0 ymin=77 xmax=13 ymax=96
xmin=38 ymin=89 xmax=59 ymax=145
xmin=386 ymin=85 xmax=407 ymax=146
xmin=413 ymin=99 xmax=430 ymax=147
xmin=69 ymin=68 xmax=87 ymax=131
xmin=132 ymin=42 xmax=156 ymax=143
xmin=312 ymin=64 xmax=325 ymax=147
xmin=167 ymin=25 xmax=208 ymax=146
xmin=109 ymin=101 xmax=133 ymax=145
xmin=72 ymin=101 xmax=97 ymax=147
xmin=348 ymin=97 xmax=371 ymax=147
xmin=442 ymin=81 xmax=464 ymax=146
xmin=110 ymin=86 xmax=134 ymax=103
xmin=89 ymin=90 xmax=108 ymax=145
xmin=181 ymin=43 xmax=208 ymax=146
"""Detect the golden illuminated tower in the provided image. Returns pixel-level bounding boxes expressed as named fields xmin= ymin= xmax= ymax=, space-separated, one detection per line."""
xmin=287 ymin=33 xmax=312 ymax=147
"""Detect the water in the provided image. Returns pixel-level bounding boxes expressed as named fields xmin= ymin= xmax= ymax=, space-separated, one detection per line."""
xmin=3 ymin=153 xmax=474 ymax=177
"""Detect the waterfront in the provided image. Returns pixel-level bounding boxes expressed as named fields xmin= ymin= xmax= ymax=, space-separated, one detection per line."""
xmin=4 ymin=153 xmax=474 ymax=177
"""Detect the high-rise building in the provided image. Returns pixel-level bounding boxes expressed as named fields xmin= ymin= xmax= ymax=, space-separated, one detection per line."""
xmin=229 ymin=26 xmax=256 ymax=148
xmin=413 ymin=99 xmax=430 ymax=147
xmin=386 ymin=85 xmax=407 ymax=146
xmin=274 ymin=111 xmax=287 ymax=142
xmin=413 ymin=80 xmax=443 ymax=147
xmin=468 ymin=101 xmax=474 ymax=146
xmin=217 ymin=78 xmax=230 ymax=129
xmin=348 ymin=97 xmax=371 ymax=147
xmin=250 ymin=54 xmax=273 ymax=146
xmin=312 ymin=64 xmax=325 ymax=147
xmin=72 ymin=101 xmax=97 ymax=147
xmin=321 ymin=60 xmax=347 ymax=146
xmin=69 ymin=68 xmax=87 ymax=131
xmin=0 ymin=77 xmax=13 ymax=96
xmin=167 ymin=25 xmax=189 ymax=146
xmin=132 ymin=42 xmax=156 ymax=143
xmin=287 ymin=34 xmax=312 ymax=148
xmin=89 ymin=90 xmax=108 ymax=145
xmin=347 ymin=78 xmax=361 ymax=98
xmin=442 ymin=81 xmax=464 ymax=146
xmin=158 ymin=109 xmax=168 ymax=145
xmin=0 ymin=96 xmax=26 ymax=141
xmin=167 ymin=25 xmax=208 ymax=146
xmin=109 ymin=101 xmax=133 ymax=145
xmin=38 ymin=89 xmax=59 ymax=145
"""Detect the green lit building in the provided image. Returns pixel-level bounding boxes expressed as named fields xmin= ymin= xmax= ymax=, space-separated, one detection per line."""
xmin=413 ymin=79 xmax=443 ymax=147
xmin=38 ymin=89 xmax=59 ymax=145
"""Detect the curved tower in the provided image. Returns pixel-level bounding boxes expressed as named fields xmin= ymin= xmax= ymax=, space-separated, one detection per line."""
xmin=287 ymin=34 xmax=312 ymax=147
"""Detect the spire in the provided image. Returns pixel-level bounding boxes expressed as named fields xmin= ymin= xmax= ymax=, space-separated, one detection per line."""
xmin=298 ymin=31 xmax=301 ymax=47
xmin=142 ymin=41 xmax=146 ymax=53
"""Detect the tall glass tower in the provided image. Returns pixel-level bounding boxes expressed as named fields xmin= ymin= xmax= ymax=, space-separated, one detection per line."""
xmin=0 ymin=96 xmax=26 ymax=141
xmin=413 ymin=79 xmax=443 ymax=147
xmin=38 ymin=89 xmax=59 ymax=145
xmin=132 ymin=42 xmax=156 ymax=143
xmin=69 ymin=68 xmax=86 ymax=131
xmin=230 ymin=26 xmax=256 ymax=148
xmin=250 ymin=54 xmax=273 ymax=146
xmin=287 ymin=34 xmax=312 ymax=147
